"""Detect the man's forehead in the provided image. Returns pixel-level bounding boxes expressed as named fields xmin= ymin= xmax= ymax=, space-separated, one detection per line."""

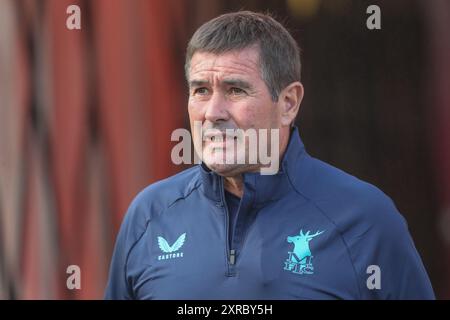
xmin=189 ymin=48 xmax=261 ymax=79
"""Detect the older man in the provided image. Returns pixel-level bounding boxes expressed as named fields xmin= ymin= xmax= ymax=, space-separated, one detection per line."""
xmin=105 ymin=11 xmax=434 ymax=299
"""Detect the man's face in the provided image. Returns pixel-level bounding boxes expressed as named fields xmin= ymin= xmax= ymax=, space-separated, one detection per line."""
xmin=187 ymin=46 xmax=282 ymax=176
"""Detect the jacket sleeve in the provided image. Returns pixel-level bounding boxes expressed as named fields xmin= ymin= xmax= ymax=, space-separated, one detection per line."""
xmin=104 ymin=196 xmax=150 ymax=300
xmin=347 ymin=192 xmax=435 ymax=299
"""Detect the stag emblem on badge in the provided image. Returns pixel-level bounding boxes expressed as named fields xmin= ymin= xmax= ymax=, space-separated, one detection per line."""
xmin=284 ymin=229 xmax=324 ymax=275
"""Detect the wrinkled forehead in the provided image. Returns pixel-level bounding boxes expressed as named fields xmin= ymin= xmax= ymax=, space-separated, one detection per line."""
xmin=188 ymin=47 xmax=262 ymax=81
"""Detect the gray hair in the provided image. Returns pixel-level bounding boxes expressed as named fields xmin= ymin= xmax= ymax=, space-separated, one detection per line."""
xmin=185 ymin=11 xmax=301 ymax=101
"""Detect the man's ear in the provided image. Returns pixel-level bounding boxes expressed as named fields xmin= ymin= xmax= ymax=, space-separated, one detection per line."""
xmin=279 ymin=82 xmax=304 ymax=127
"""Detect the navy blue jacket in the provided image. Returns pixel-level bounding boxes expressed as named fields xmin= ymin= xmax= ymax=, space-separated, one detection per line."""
xmin=105 ymin=128 xmax=435 ymax=299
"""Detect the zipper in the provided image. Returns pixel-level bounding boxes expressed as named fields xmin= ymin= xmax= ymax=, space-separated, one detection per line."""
xmin=219 ymin=177 xmax=236 ymax=275
xmin=229 ymin=249 xmax=236 ymax=265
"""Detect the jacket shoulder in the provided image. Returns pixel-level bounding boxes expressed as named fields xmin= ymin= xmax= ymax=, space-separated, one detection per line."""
xmin=298 ymin=156 xmax=407 ymax=238
xmin=120 ymin=166 xmax=201 ymax=235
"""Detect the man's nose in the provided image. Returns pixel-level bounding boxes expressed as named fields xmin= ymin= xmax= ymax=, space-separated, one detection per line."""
xmin=204 ymin=92 xmax=229 ymax=123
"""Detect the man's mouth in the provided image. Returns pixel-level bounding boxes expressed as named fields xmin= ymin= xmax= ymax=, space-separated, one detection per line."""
xmin=203 ymin=130 xmax=238 ymax=143
xmin=206 ymin=135 xmax=238 ymax=142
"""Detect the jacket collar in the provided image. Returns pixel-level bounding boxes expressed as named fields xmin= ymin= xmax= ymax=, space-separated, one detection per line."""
xmin=199 ymin=127 xmax=306 ymax=207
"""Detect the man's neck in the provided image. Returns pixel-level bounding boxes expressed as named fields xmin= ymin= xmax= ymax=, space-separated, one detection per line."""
xmin=224 ymin=176 xmax=244 ymax=198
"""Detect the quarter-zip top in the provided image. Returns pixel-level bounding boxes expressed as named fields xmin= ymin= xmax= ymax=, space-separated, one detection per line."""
xmin=105 ymin=127 xmax=435 ymax=300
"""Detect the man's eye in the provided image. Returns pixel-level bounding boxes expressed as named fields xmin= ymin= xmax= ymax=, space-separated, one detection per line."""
xmin=193 ymin=87 xmax=209 ymax=95
xmin=229 ymin=87 xmax=246 ymax=95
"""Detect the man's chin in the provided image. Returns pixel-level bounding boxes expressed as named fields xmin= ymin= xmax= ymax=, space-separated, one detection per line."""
xmin=205 ymin=162 xmax=246 ymax=177
xmin=204 ymin=162 xmax=239 ymax=176
xmin=203 ymin=161 xmax=259 ymax=177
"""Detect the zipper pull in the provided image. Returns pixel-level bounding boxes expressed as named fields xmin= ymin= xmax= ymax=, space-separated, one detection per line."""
xmin=229 ymin=249 xmax=236 ymax=265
